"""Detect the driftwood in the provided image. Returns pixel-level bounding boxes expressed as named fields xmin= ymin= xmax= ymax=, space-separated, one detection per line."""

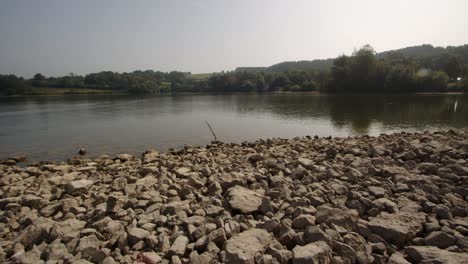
xmin=205 ymin=121 xmax=218 ymax=141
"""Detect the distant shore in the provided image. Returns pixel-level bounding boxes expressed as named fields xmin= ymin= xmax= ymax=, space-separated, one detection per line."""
xmin=1 ymin=89 xmax=466 ymax=98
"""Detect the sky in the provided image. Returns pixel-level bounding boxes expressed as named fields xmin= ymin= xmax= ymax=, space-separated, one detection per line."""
xmin=0 ymin=0 xmax=467 ymax=78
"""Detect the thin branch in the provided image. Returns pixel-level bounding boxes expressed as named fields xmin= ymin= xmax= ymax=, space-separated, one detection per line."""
xmin=205 ymin=121 xmax=218 ymax=141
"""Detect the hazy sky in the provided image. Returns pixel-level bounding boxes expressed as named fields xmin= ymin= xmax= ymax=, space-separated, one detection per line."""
xmin=1 ymin=0 xmax=467 ymax=77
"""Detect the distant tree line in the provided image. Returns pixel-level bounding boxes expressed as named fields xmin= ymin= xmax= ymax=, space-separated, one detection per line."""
xmin=1 ymin=44 xmax=468 ymax=96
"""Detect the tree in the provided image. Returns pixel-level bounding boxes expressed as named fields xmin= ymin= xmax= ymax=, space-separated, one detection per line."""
xmin=33 ymin=73 xmax=45 ymax=81
xmin=443 ymin=55 xmax=463 ymax=79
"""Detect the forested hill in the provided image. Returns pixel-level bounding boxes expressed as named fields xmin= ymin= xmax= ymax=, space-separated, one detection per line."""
xmin=2 ymin=44 xmax=468 ymax=96
xmin=235 ymin=44 xmax=468 ymax=73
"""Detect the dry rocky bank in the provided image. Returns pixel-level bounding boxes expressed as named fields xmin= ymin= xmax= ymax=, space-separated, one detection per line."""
xmin=1 ymin=130 xmax=468 ymax=264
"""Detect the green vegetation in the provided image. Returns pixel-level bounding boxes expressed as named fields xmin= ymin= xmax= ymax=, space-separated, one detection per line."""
xmin=189 ymin=73 xmax=214 ymax=80
xmin=30 ymin=87 xmax=124 ymax=95
xmin=1 ymin=44 xmax=467 ymax=96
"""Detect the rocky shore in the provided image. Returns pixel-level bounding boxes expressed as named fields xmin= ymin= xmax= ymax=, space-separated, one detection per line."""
xmin=1 ymin=130 xmax=468 ymax=263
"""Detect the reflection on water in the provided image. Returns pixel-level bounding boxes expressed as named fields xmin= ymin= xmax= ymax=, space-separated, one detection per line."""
xmin=0 ymin=93 xmax=466 ymax=161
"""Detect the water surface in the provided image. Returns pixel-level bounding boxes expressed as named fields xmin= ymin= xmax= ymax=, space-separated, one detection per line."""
xmin=0 ymin=93 xmax=466 ymax=161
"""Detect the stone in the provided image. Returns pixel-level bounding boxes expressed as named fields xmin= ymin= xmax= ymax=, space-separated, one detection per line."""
xmin=424 ymin=231 xmax=456 ymax=249
xmin=387 ymin=252 xmax=411 ymax=264
xmin=368 ymin=212 xmax=425 ymax=246
xmin=292 ymin=214 xmax=316 ymax=229
xmin=50 ymin=218 xmax=86 ymax=242
xmin=316 ymin=206 xmax=359 ymax=231
xmin=65 ymin=179 xmax=94 ymax=195
xmin=292 ymin=241 xmax=332 ymax=264
xmin=332 ymin=241 xmax=356 ymax=263
xmin=127 ymin=227 xmax=150 ymax=246
xmin=44 ymin=239 xmax=71 ymax=261
xmin=116 ymin=153 xmax=133 ymax=162
xmin=137 ymin=251 xmax=162 ymax=264
xmin=14 ymin=217 xmax=55 ymax=249
xmin=303 ymin=226 xmax=332 ymax=244
xmin=227 ymin=186 xmax=264 ymax=214
xmin=368 ymin=186 xmax=386 ymax=198
xmin=225 ymin=228 xmax=273 ymax=264
xmin=298 ymin=158 xmax=314 ymax=168
xmin=168 ymin=236 xmax=189 ymax=256
xmin=406 ymin=246 xmax=468 ymax=264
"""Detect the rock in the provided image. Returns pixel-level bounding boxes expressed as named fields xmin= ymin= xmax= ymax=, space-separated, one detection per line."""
xmin=168 ymin=236 xmax=189 ymax=256
xmin=298 ymin=158 xmax=313 ymax=168
xmin=137 ymin=251 xmax=162 ymax=264
xmin=50 ymin=218 xmax=86 ymax=242
xmin=303 ymin=226 xmax=332 ymax=244
xmin=432 ymin=204 xmax=453 ymax=220
xmin=190 ymin=251 xmax=214 ymax=264
xmin=175 ymin=167 xmax=191 ymax=177
xmin=368 ymin=212 xmax=425 ymax=246
xmin=292 ymin=241 xmax=332 ymax=264
xmin=44 ymin=239 xmax=71 ymax=261
xmin=332 ymin=241 xmax=356 ymax=263
xmin=225 ymin=228 xmax=273 ymax=264
xmin=292 ymin=214 xmax=316 ymax=229
xmin=139 ymin=166 xmax=158 ymax=176
xmin=368 ymin=186 xmax=386 ymax=198
xmin=65 ymin=179 xmax=94 ymax=195
xmin=316 ymin=206 xmax=359 ymax=231
xmin=227 ymin=186 xmax=264 ymax=214
xmin=387 ymin=252 xmax=411 ymax=264
xmin=127 ymin=227 xmax=150 ymax=246
xmin=406 ymin=246 xmax=468 ymax=264
xmin=116 ymin=153 xmax=133 ymax=162
xmin=424 ymin=231 xmax=456 ymax=249
xmin=78 ymin=148 xmax=86 ymax=155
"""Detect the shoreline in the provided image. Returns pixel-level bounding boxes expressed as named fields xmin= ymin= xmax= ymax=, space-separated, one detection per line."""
xmin=1 ymin=90 xmax=465 ymax=98
xmin=1 ymin=130 xmax=467 ymax=263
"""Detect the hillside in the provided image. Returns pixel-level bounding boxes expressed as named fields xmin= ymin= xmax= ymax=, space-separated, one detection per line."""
xmin=235 ymin=44 xmax=468 ymax=73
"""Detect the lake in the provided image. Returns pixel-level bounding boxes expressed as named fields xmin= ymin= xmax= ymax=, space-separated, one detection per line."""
xmin=0 ymin=93 xmax=466 ymax=161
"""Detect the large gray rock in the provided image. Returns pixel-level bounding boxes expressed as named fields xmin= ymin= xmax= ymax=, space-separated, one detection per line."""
xmin=368 ymin=212 xmax=425 ymax=246
xmin=406 ymin=246 xmax=468 ymax=264
xmin=225 ymin=228 xmax=273 ymax=264
xmin=292 ymin=241 xmax=332 ymax=264
xmin=227 ymin=186 xmax=264 ymax=214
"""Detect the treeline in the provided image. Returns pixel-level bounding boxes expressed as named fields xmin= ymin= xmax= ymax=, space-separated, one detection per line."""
xmin=1 ymin=44 xmax=468 ymax=96
xmin=327 ymin=45 xmax=462 ymax=92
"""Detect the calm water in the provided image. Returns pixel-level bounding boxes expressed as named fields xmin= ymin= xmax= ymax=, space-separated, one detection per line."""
xmin=0 ymin=93 xmax=466 ymax=161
